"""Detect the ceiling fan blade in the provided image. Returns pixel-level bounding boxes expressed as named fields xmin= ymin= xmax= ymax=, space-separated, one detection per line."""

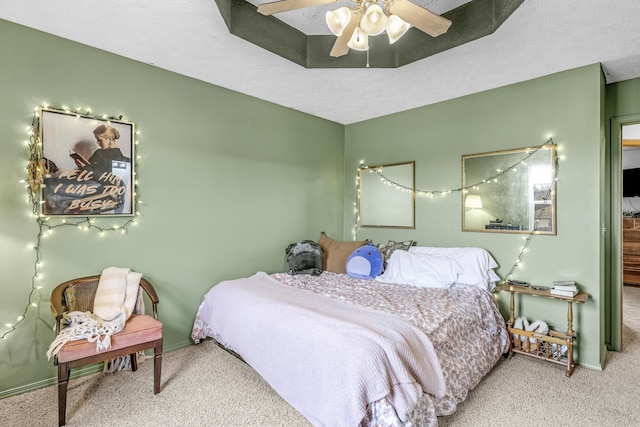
xmin=388 ymin=0 xmax=452 ymax=37
xmin=257 ymin=0 xmax=338 ymax=15
xmin=329 ymin=14 xmax=360 ymax=57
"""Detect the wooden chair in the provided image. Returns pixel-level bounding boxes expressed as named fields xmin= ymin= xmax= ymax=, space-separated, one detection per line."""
xmin=50 ymin=275 xmax=163 ymax=426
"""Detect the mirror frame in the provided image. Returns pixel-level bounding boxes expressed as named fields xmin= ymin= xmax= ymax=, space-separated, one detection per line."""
xmin=358 ymin=161 xmax=415 ymax=229
xmin=462 ymin=144 xmax=557 ymax=235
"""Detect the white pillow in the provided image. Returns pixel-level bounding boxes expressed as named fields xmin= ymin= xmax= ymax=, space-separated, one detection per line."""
xmin=375 ymin=250 xmax=462 ymax=288
xmin=409 ymin=246 xmax=500 ymax=292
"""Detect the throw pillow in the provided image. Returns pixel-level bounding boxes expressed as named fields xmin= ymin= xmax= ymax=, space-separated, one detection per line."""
xmin=378 ymin=239 xmax=416 ymax=269
xmin=318 ymin=232 xmax=366 ymax=274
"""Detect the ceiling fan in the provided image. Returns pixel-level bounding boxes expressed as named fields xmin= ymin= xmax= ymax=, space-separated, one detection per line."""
xmin=257 ymin=0 xmax=452 ymax=57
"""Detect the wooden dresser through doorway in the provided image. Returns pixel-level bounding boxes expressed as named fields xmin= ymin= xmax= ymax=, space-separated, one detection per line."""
xmin=623 ymin=217 xmax=640 ymax=285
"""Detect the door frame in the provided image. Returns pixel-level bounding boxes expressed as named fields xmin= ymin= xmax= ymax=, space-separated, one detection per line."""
xmin=610 ymin=114 xmax=640 ymax=351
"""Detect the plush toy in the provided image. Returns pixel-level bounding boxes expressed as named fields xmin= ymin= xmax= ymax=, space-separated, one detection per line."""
xmin=286 ymin=240 xmax=324 ymax=275
xmin=512 ymin=317 xmax=549 ymax=345
xmin=346 ymin=244 xmax=384 ymax=280
xmin=526 ymin=319 xmax=549 ymax=342
xmin=512 ymin=317 xmax=526 ymax=343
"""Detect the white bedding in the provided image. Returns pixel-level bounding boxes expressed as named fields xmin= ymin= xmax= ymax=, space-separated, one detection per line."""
xmin=376 ymin=246 xmax=500 ymax=291
xmin=375 ymin=251 xmax=463 ymax=289
xmin=411 ymin=246 xmax=501 ymax=290
xmin=191 ymin=246 xmax=509 ymax=426
xmin=195 ymin=272 xmax=444 ymax=426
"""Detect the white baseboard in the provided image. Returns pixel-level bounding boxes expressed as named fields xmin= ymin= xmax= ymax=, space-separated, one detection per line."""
xmin=0 ymin=340 xmax=194 ymax=399
xmin=0 ymin=364 xmax=102 ymax=399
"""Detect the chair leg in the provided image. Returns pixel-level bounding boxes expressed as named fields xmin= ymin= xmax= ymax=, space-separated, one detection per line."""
xmin=130 ymin=353 xmax=138 ymax=372
xmin=58 ymin=362 xmax=70 ymax=426
xmin=154 ymin=339 xmax=163 ymax=394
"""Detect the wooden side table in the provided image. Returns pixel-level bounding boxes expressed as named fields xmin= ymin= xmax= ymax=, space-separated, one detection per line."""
xmin=495 ymin=283 xmax=589 ymax=377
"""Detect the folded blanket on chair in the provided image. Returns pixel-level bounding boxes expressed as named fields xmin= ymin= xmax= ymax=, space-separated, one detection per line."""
xmin=93 ymin=267 xmax=142 ymax=327
xmin=46 ymin=267 xmax=142 ymax=360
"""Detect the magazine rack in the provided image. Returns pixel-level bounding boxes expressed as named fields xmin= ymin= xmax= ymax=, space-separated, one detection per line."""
xmin=495 ymin=283 xmax=588 ymax=377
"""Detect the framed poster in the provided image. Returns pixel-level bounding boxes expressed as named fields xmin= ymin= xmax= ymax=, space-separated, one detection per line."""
xmin=39 ymin=108 xmax=135 ymax=216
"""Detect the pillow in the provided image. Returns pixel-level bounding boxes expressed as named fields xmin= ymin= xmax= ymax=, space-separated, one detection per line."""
xmin=346 ymin=244 xmax=384 ymax=280
xmin=318 ymin=232 xmax=366 ymax=274
xmin=375 ymin=250 xmax=462 ymax=288
xmin=377 ymin=239 xmax=416 ymax=268
xmin=409 ymin=246 xmax=500 ymax=292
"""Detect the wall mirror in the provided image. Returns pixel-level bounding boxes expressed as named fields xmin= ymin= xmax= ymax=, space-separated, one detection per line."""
xmin=359 ymin=161 xmax=415 ymax=228
xmin=462 ymin=145 xmax=557 ymax=234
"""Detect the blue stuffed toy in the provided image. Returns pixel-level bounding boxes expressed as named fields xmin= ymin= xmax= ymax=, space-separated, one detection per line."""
xmin=346 ymin=244 xmax=384 ymax=280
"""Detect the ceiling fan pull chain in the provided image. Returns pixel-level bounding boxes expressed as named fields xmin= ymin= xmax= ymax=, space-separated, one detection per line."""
xmin=366 ymin=49 xmax=370 ymax=68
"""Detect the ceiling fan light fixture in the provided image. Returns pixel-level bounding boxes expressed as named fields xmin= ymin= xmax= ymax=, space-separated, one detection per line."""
xmin=360 ymin=4 xmax=388 ymax=36
xmin=254 ymin=0 xmax=456 ymax=59
xmin=325 ymin=7 xmax=352 ymax=36
xmin=347 ymin=27 xmax=369 ymax=51
xmin=386 ymin=14 xmax=410 ymax=44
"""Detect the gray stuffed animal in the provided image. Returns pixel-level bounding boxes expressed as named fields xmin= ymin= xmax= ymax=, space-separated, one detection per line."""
xmin=286 ymin=240 xmax=324 ymax=275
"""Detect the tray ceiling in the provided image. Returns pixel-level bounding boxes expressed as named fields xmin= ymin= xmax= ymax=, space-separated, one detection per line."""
xmin=1 ymin=0 xmax=640 ymax=124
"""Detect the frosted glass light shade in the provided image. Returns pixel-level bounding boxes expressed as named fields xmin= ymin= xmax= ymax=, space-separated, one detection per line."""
xmin=325 ymin=7 xmax=352 ymax=36
xmin=360 ymin=4 xmax=388 ymax=36
xmin=347 ymin=27 xmax=369 ymax=51
xmin=386 ymin=15 xmax=410 ymax=44
xmin=465 ymin=194 xmax=483 ymax=209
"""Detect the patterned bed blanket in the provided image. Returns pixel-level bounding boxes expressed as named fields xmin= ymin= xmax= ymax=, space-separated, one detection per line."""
xmin=192 ymin=271 xmax=509 ymax=426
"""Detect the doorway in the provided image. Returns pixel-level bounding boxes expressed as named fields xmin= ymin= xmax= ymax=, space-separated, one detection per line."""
xmin=622 ymin=123 xmax=640 ymax=348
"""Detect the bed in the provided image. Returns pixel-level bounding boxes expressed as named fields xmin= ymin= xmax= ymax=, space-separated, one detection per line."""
xmin=191 ymin=245 xmax=510 ymax=426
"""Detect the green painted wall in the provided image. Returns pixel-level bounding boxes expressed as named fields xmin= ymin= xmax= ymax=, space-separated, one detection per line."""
xmin=344 ymin=64 xmax=605 ymax=369
xmin=1 ymin=15 xmax=628 ymax=397
xmin=0 ymin=20 xmax=344 ymax=395
xmin=607 ymin=78 xmax=640 ymax=117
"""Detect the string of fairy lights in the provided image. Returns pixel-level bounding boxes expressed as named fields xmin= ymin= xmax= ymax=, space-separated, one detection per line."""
xmin=354 ymin=137 xmax=558 ymax=282
xmin=2 ymin=131 xmax=555 ymax=340
xmin=0 ymin=105 xmax=141 ymax=342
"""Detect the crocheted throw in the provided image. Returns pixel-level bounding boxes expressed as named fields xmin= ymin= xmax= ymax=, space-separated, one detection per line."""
xmin=46 ymin=267 xmax=142 ymax=360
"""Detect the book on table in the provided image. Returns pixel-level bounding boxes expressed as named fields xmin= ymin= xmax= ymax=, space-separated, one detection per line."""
xmin=552 ymin=280 xmax=576 ymax=286
xmin=553 ymin=284 xmax=578 ymax=291
xmin=550 ymin=288 xmax=579 ymax=297
xmin=507 ymin=279 xmax=529 ymax=287
xmin=552 ymin=280 xmax=578 ymax=292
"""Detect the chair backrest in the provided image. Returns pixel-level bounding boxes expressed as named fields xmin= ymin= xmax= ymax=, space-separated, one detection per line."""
xmin=63 ymin=278 xmax=100 ymax=312
xmin=50 ymin=274 xmax=160 ymax=334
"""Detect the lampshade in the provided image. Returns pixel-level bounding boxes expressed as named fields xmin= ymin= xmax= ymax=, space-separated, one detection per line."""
xmin=465 ymin=194 xmax=483 ymax=209
xmin=325 ymin=7 xmax=352 ymax=36
xmin=347 ymin=27 xmax=369 ymax=51
xmin=360 ymin=4 xmax=388 ymax=36
xmin=386 ymin=14 xmax=410 ymax=44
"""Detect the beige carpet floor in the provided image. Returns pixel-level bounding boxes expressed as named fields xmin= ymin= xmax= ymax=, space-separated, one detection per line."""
xmin=439 ymin=285 xmax=640 ymax=427
xmin=2 ymin=287 xmax=640 ymax=426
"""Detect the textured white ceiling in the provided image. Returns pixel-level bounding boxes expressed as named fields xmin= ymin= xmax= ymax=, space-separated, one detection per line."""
xmin=1 ymin=0 xmax=640 ymax=124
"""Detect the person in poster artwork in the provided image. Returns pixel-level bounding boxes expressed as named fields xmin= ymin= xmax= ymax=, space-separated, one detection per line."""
xmin=42 ymin=119 xmax=133 ymax=216
xmin=72 ymin=125 xmax=130 ymax=173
